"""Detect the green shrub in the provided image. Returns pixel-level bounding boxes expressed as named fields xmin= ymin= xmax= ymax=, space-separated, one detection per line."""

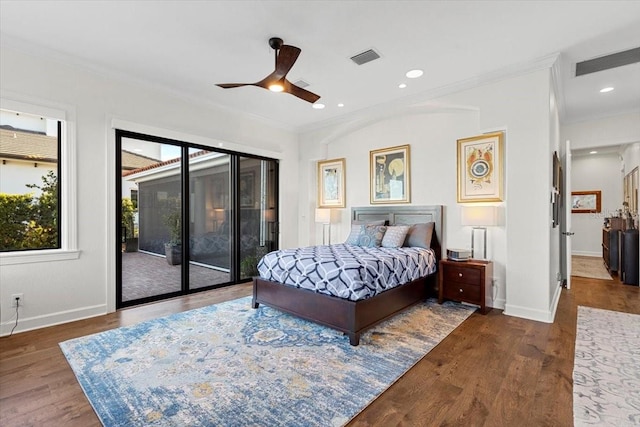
xmin=0 ymin=193 xmax=34 ymax=250
xmin=0 ymin=171 xmax=58 ymax=251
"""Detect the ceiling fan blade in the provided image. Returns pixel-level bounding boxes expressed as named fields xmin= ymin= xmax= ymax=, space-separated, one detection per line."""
xmin=274 ymin=45 xmax=301 ymax=79
xmin=284 ymin=80 xmax=321 ymax=103
xmin=216 ymin=39 xmax=320 ymax=103
xmin=216 ymin=83 xmax=254 ymax=89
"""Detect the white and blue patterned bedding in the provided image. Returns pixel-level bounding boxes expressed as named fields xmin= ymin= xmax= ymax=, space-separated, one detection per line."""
xmin=257 ymin=243 xmax=436 ymax=301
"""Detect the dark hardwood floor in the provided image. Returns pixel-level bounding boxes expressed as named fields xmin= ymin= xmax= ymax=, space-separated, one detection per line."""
xmin=1 ymin=275 xmax=638 ymax=426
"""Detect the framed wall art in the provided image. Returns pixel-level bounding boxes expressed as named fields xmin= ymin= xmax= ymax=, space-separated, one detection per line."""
xmin=457 ymin=132 xmax=504 ymax=203
xmin=317 ymin=158 xmax=346 ymax=208
xmin=370 ymin=144 xmax=410 ymax=204
xmin=571 ymin=190 xmax=601 ymax=213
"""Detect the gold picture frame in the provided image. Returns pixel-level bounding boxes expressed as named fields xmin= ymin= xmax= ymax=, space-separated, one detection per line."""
xmin=370 ymin=144 xmax=410 ymax=204
xmin=571 ymin=190 xmax=601 ymax=213
xmin=457 ymin=132 xmax=504 ymax=203
xmin=317 ymin=158 xmax=346 ymax=208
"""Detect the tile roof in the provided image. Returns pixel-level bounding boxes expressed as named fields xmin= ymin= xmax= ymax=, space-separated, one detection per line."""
xmin=0 ymin=127 xmax=57 ymax=163
xmin=0 ymin=127 xmax=161 ymax=171
xmin=121 ymin=150 xmax=161 ymax=171
xmin=123 ymin=149 xmax=209 ymax=177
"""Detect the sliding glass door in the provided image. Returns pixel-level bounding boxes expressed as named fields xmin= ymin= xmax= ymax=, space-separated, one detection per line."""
xmin=116 ymin=130 xmax=278 ymax=308
xmin=119 ymin=137 xmax=182 ymax=303
xmin=188 ymin=149 xmax=232 ymax=290
xmin=238 ymin=157 xmax=278 ymax=279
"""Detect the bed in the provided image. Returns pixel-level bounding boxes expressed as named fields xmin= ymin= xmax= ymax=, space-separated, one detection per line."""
xmin=252 ymin=205 xmax=443 ymax=346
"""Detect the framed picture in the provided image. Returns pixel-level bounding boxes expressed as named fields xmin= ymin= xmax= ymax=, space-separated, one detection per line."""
xmin=240 ymin=172 xmax=254 ymax=207
xmin=317 ymin=158 xmax=346 ymax=208
xmin=370 ymin=144 xmax=410 ymax=204
xmin=571 ymin=190 xmax=601 ymax=213
xmin=457 ymin=132 xmax=504 ymax=203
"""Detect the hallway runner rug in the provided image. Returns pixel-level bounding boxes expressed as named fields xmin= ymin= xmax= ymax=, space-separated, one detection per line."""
xmin=573 ymin=306 xmax=640 ymax=426
xmin=572 ymin=255 xmax=612 ymax=280
xmin=60 ymin=296 xmax=475 ymax=427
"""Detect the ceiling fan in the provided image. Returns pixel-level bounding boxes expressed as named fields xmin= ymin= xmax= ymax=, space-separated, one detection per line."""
xmin=216 ymin=37 xmax=321 ymax=104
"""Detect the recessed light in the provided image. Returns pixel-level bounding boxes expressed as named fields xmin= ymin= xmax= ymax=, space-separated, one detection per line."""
xmin=600 ymin=87 xmax=614 ymax=93
xmin=312 ymin=103 xmax=325 ymax=109
xmin=133 ymin=148 xmax=143 ymax=152
xmin=398 ymin=83 xmax=407 ymax=89
xmin=405 ymin=69 xmax=423 ymax=79
xmin=590 ymin=150 xmax=598 ymax=154
xmin=337 ymin=103 xmax=344 ymax=107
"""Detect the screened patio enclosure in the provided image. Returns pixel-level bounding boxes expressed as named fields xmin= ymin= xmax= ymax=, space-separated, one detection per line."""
xmin=117 ymin=130 xmax=278 ymax=308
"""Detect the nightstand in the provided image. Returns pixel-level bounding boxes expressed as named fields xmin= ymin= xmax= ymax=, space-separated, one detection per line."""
xmin=438 ymin=259 xmax=493 ymax=314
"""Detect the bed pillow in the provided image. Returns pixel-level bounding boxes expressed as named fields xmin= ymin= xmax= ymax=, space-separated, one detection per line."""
xmin=381 ymin=225 xmax=411 ymax=248
xmin=403 ymin=222 xmax=435 ymax=248
xmin=345 ymin=220 xmax=386 ymax=245
xmin=355 ymin=224 xmax=387 ymax=247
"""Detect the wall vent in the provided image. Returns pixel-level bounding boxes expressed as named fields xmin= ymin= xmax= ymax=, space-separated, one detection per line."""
xmin=350 ymin=49 xmax=381 ymax=66
xmin=575 ymin=47 xmax=640 ymax=76
xmin=292 ymin=79 xmax=309 ymax=88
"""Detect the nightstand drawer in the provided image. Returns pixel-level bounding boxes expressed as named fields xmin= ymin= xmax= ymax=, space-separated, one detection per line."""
xmin=443 ymin=281 xmax=481 ymax=302
xmin=443 ymin=265 xmax=481 ymax=285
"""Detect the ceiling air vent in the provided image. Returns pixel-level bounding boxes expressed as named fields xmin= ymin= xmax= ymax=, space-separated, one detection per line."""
xmin=292 ymin=79 xmax=309 ymax=88
xmin=575 ymin=47 xmax=640 ymax=77
xmin=350 ymin=49 xmax=381 ymax=66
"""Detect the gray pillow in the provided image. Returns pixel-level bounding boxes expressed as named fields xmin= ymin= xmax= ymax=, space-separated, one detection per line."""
xmin=381 ymin=225 xmax=411 ymax=248
xmin=403 ymin=222 xmax=435 ymax=248
xmin=345 ymin=220 xmax=386 ymax=245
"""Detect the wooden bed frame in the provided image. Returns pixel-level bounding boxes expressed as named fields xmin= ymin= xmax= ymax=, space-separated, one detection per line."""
xmin=252 ymin=205 xmax=443 ymax=346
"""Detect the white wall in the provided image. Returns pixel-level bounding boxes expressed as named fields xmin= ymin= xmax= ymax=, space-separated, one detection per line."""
xmin=0 ymin=46 xmax=298 ymax=334
xmin=0 ymin=160 xmax=56 ymax=196
xmin=562 ymin=112 xmax=640 ymax=150
xmin=571 ymin=153 xmax=622 ymax=256
xmin=299 ymin=68 xmax=557 ymax=322
xmin=622 ymin=143 xmax=640 ymax=177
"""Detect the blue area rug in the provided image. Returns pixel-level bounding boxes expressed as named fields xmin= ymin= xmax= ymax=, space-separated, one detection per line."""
xmin=60 ymin=296 xmax=475 ymax=426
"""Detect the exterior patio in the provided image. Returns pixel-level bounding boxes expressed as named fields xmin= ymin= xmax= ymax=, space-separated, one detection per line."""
xmin=121 ymin=251 xmax=230 ymax=302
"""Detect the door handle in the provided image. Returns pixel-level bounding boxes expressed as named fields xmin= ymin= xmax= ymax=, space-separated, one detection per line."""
xmin=562 ymin=232 xmax=575 ymax=236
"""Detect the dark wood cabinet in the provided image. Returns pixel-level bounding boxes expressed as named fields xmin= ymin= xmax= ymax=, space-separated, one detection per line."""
xmin=438 ymin=259 xmax=493 ymax=314
xmin=602 ymin=227 xmax=619 ymax=274
xmin=620 ymin=229 xmax=639 ymax=285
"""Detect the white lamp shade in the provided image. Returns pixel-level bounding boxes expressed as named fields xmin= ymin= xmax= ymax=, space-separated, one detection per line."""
xmin=461 ymin=206 xmax=498 ymax=226
xmin=315 ymin=208 xmax=331 ymax=224
xmin=264 ymin=209 xmax=276 ymax=222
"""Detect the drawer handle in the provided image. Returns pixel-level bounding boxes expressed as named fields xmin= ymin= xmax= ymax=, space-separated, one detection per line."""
xmin=459 ymin=288 xmax=463 ymax=293
xmin=458 ymin=273 xmax=463 ymax=277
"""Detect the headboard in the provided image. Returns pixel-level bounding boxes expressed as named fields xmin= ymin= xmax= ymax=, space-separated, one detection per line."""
xmin=351 ymin=205 xmax=444 ymax=261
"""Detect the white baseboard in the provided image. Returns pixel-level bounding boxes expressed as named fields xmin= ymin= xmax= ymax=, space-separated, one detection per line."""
xmin=489 ymin=297 xmax=506 ymax=310
xmin=572 ymin=251 xmax=601 ymax=257
xmin=0 ymin=304 xmax=106 ymax=336
xmin=548 ymin=281 xmax=563 ymax=322
xmin=503 ymin=301 xmax=555 ymax=323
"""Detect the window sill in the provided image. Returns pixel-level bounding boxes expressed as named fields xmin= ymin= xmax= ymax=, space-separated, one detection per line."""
xmin=0 ymin=249 xmax=81 ymax=266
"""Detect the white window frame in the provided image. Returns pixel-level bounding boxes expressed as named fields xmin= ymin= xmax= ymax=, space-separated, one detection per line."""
xmin=0 ymin=97 xmax=79 ymax=265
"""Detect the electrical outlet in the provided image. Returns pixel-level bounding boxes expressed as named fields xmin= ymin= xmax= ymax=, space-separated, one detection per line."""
xmin=11 ymin=293 xmax=23 ymax=308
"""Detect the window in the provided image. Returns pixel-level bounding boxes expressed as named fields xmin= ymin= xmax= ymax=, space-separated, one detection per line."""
xmin=0 ymin=99 xmax=78 ymax=264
